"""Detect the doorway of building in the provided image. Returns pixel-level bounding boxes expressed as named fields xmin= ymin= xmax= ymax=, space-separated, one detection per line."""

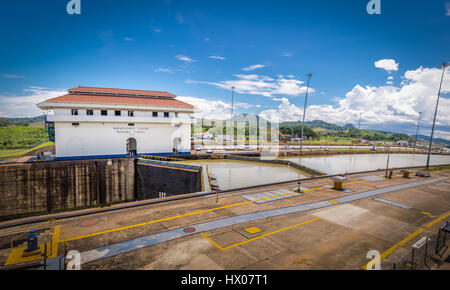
xmin=172 ymin=137 xmax=181 ymax=154
xmin=127 ymin=137 xmax=137 ymax=157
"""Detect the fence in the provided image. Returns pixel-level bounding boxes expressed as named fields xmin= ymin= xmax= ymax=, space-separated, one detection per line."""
xmin=392 ymin=223 xmax=449 ymax=270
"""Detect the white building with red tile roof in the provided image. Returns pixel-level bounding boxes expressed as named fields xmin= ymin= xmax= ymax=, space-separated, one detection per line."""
xmin=37 ymin=86 xmax=194 ymax=160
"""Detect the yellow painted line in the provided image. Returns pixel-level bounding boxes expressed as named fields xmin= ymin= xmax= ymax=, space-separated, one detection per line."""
xmin=202 ymin=217 xmax=321 ymax=251
xmin=328 ymin=200 xmax=340 ymax=204
xmin=200 ymin=232 xmax=224 ymax=250
xmin=361 ymin=211 xmax=450 ymax=269
xmin=420 ymin=211 xmax=432 ymax=216
xmin=137 ymin=162 xmax=200 ymax=173
xmin=5 ymin=226 xmax=61 ymax=266
xmin=62 ymin=175 xmax=408 ymax=243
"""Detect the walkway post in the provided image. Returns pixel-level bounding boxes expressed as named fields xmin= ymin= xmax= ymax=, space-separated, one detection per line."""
xmin=426 ymin=62 xmax=448 ymax=170
xmin=385 ymin=147 xmax=390 ymax=178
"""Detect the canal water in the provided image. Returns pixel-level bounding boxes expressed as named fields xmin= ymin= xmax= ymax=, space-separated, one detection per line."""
xmin=280 ymin=154 xmax=450 ymax=175
xmin=179 ymin=159 xmax=308 ymax=190
xmin=180 ymin=154 xmax=450 ymax=190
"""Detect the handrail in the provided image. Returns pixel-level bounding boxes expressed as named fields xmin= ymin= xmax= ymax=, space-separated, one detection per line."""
xmin=10 ymin=219 xmax=55 ymax=248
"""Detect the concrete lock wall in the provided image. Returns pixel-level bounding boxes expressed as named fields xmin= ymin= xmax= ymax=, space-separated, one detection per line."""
xmin=136 ymin=159 xmax=202 ymax=199
xmin=0 ymin=158 xmax=135 ymax=218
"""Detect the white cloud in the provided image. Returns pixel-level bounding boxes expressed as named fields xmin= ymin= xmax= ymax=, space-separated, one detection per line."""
xmin=282 ymin=53 xmax=292 ymax=57
xmin=375 ymin=59 xmax=399 ymax=72
xmin=242 ymin=64 xmax=266 ymax=71
xmin=387 ymin=76 xmax=394 ymax=80
xmin=0 ymin=87 xmax=66 ymax=117
xmin=187 ymin=74 xmax=314 ymax=97
xmin=445 ymin=2 xmax=450 ymax=16
xmin=176 ymin=55 xmax=195 ymax=63
xmin=123 ymin=37 xmax=133 ymax=41
xmin=177 ymin=96 xmax=250 ymax=120
xmin=209 ymin=55 xmax=226 ymax=60
xmin=154 ymin=68 xmax=180 ymax=73
xmin=0 ymin=73 xmax=26 ymax=79
xmin=259 ymin=65 xmax=450 ymax=139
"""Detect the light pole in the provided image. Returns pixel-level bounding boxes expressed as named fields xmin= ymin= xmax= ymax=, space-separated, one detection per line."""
xmin=231 ymin=86 xmax=235 ymax=117
xmin=426 ymin=62 xmax=448 ymax=170
xmin=300 ymin=73 xmax=312 ymax=154
xmin=413 ymin=112 xmax=422 ymax=152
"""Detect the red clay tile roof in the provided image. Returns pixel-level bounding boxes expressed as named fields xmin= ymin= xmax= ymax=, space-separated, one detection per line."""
xmin=42 ymin=94 xmax=194 ymax=109
xmin=68 ymin=86 xmax=177 ymax=98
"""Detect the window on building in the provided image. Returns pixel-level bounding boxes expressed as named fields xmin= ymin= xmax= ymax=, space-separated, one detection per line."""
xmin=101 ymin=110 xmax=108 ymax=116
xmin=152 ymin=112 xmax=158 ymax=117
xmin=175 ymin=112 xmax=179 ymax=118
xmin=115 ymin=110 xmax=121 ymax=116
xmin=128 ymin=123 xmax=134 ymax=126
xmin=128 ymin=111 xmax=134 ymax=117
xmin=72 ymin=123 xmax=79 ymax=127
xmin=71 ymin=109 xmax=78 ymax=116
xmin=164 ymin=112 xmax=169 ymax=118
xmin=87 ymin=110 xmax=93 ymax=115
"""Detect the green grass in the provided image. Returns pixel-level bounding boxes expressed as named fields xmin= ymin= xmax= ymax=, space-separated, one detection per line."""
xmin=0 ymin=126 xmax=49 ymax=150
xmin=0 ymin=141 xmax=54 ymax=158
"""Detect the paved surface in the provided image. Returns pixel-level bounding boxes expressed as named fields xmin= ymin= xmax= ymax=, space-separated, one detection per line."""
xmin=1 ymin=169 xmax=449 ymax=270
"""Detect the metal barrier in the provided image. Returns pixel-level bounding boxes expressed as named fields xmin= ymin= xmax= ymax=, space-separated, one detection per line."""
xmin=393 ymin=225 xmax=449 ymax=270
xmin=140 ymin=155 xmax=184 ymax=162
xmin=435 ymin=222 xmax=449 ymax=257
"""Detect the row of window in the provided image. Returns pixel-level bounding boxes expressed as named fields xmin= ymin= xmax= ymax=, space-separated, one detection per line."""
xmin=71 ymin=109 xmax=178 ymax=118
xmin=72 ymin=123 xmax=136 ymax=127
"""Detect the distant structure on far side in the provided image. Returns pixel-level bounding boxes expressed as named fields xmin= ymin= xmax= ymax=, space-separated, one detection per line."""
xmin=37 ymin=86 xmax=194 ymax=160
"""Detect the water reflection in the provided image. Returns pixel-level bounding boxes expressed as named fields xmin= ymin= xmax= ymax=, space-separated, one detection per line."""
xmin=180 ymin=160 xmax=307 ymax=190
xmin=281 ymin=154 xmax=450 ymax=175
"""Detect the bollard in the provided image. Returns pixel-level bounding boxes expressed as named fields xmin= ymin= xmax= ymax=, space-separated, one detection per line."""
xmin=25 ymin=230 xmax=40 ymax=253
xmin=331 ymin=176 xmax=346 ymax=190
xmin=401 ymin=169 xmax=411 ymax=178
xmin=297 ymin=181 xmax=302 ymax=193
xmin=388 ymin=170 xmax=393 ymax=179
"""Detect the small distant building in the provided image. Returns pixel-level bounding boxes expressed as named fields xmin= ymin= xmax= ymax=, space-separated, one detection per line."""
xmin=396 ymin=140 xmax=410 ymax=146
xmin=280 ymin=134 xmax=293 ymax=142
xmin=38 ymin=86 xmax=194 ymax=160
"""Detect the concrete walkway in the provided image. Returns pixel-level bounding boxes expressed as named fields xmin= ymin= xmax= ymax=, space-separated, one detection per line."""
xmin=80 ymin=177 xmax=444 ymax=265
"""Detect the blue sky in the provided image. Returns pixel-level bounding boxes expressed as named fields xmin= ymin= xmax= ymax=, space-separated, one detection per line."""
xmin=0 ymin=0 xmax=449 ymax=138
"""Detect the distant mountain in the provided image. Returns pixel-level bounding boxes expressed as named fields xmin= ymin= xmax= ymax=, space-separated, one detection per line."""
xmin=416 ymin=134 xmax=450 ymax=146
xmin=6 ymin=115 xmax=45 ymax=123
xmin=281 ymin=120 xmax=353 ymax=131
xmin=226 ymin=113 xmax=271 ymax=124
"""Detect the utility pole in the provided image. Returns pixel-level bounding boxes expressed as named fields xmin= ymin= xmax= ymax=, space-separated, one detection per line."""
xmin=300 ymin=73 xmax=312 ymax=154
xmin=358 ymin=113 xmax=362 ymax=130
xmin=426 ymin=62 xmax=448 ymax=170
xmin=413 ymin=112 xmax=422 ymax=152
xmin=231 ymin=86 xmax=235 ymax=117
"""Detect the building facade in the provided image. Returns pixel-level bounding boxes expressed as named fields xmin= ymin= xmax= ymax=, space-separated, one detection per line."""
xmin=38 ymin=86 xmax=194 ymax=160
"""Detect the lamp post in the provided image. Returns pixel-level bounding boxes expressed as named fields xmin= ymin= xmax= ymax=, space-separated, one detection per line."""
xmin=414 ymin=112 xmax=422 ymax=152
xmin=426 ymin=62 xmax=448 ymax=170
xmin=231 ymin=86 xmax=235 ymax=117
xmin=300 ymin=73 xmax=312 ymax=154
